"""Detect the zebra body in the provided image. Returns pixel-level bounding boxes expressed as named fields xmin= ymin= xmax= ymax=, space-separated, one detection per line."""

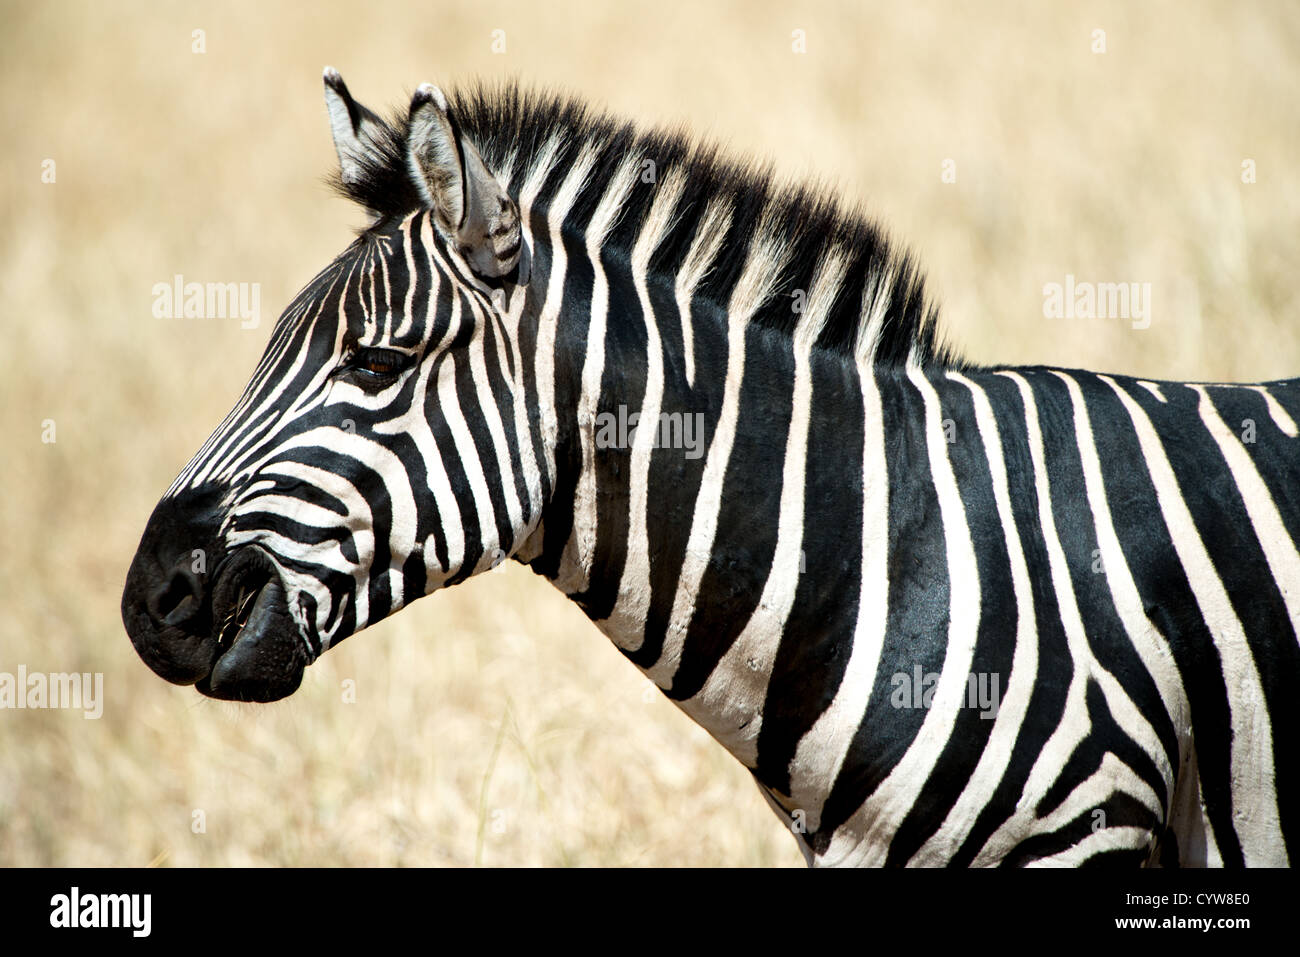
xmin=121 ymin=71 xmax=1298 ymax=866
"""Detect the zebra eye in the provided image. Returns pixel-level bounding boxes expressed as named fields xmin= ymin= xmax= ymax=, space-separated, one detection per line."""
xmin=343 ymin=348 xmax=414 ymax=384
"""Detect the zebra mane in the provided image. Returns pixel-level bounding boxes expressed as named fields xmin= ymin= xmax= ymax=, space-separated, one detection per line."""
xmin=330 ymin=81 xmax=962 ymax=369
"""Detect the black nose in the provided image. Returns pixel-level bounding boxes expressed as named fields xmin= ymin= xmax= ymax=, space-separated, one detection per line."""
xmin=122 ymin=485 xmax=227 ymax=684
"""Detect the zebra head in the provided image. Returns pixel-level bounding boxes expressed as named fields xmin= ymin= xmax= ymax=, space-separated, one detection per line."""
xmin=122 ymin=71 xmax=534 ymax=701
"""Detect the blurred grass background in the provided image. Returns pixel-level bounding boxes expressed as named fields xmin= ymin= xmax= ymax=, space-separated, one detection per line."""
xmin=1 ymin=0 xmax=1297 ymax=866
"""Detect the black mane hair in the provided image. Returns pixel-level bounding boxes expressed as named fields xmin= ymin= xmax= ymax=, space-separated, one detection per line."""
xmin=329 ymin=81 xmax=963 ymax=369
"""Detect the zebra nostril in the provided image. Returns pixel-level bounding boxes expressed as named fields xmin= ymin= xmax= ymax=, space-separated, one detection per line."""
xmin=147 ymin=563 xmax=205 ymax=627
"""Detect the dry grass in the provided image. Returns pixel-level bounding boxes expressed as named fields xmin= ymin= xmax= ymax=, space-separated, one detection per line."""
xmin=1 ymin=0 xmax=1296 ymax=866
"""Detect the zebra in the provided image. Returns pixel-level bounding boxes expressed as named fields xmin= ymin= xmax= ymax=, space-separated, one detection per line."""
xmin=121 ymin=69 xmax=1299 ymax=868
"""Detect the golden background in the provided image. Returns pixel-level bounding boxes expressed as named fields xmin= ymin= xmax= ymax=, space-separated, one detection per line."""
xmin=2 ymin=0 xmax=1297 ymax=866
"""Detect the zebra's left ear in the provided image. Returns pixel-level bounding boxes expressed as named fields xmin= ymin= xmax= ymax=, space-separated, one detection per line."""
xmin=407 ymin=84 xmax=522 ymax=278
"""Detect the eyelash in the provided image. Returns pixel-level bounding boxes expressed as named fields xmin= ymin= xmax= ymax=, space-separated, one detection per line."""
xmin=341 ymin=348 xmax=414 ymax=385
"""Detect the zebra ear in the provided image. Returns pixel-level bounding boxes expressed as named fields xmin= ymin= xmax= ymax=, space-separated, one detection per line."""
xmin=322 ymin=67 xmax=388 ymax=187
xmin=407 ymin=84 xmax=522 ymax=278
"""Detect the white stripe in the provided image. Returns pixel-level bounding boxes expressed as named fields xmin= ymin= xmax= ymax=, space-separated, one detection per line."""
xmin=492 ymin=280 xmax=541 ymax=538
xmin=1248 ymin=385 xmax=1298 ymax=437
xmin=680 ymin=249 xmax=846 ymax=767
xmin=567 ymin=154 xmax=645 ymax=593
xmin=376 ymin=242 xmax=393 ymax=339
xmin=788 ymin=262 xmax=889 ymax=833
xmin=394 ymin=215 xmax=417 ymax=340
xmin=853 ymin=265 xmax=895 ymax=366
xmin=502 ymin=134 xmax=566 ymax=530
xmin=648 ymin=213 xmax=789 ymax=688
xmin=434 ymin=291 xmax=501 ymax=574
xmin=528 ymin=140 xmax=599 ymax=531
xmin=601 ymin=167 xmax=687 ymax=650
xmin=1136 ymin=380 xmax=1167 ymax=403
xmin=673 ymin=197 xmax=732 ymax=388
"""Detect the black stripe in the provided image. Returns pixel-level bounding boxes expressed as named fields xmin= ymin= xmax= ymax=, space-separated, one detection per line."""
xmin=568 ymin=235 xmax=646 ymax=620
xmin=753 ymin=350 xmax=865 ymax=794
xmin=667 ymin=318 xmax=793 ymax=700
xmin=886 ymin=370 xmax=1018 ymax=865
xmin=812 ymin=367 xmax=950 ymax=855
xmin=633 ymin=246 xmax=730 ymax=669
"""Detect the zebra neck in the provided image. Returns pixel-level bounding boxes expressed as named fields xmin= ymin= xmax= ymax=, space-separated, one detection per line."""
xmin=523 ymin=278 xmax=891 ymax=779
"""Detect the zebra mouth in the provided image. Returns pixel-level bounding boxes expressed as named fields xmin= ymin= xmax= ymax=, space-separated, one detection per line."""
xmin=215 ymin=572 xmax=272 ymax=653
xmin=196 ymin=548 xmax=307 ymax=702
